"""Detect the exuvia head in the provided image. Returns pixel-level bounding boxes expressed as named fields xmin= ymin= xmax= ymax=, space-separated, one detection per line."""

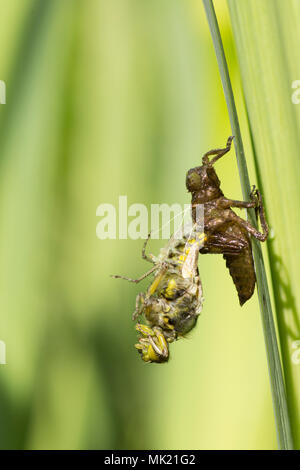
xmin=186 ymin=136 xmax=234 ymax=199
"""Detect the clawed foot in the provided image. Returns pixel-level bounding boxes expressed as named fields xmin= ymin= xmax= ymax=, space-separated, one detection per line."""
xmin=250 ymin=185 xmax=262 ymax=208
xmin=226 ymin=135 xmax=234 ymax=148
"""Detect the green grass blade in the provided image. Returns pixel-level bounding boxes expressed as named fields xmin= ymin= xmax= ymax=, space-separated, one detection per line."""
xmin=203 ymin=0 xmax=293 ymax=450
xmin=228 ymin=0 xmax=300 ymax=449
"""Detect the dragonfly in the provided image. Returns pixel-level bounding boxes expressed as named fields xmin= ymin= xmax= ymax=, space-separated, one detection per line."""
xmin=112 ymin=225 xmax=205 ymax=363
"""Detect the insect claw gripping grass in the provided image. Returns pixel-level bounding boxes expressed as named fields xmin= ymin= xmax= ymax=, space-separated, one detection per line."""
xmin=186 ymin=136 xmax=269 ymax=305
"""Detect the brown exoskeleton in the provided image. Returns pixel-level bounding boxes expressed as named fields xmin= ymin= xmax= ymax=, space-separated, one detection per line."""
xmin=186 ymin=136 xmax=269 ymax=305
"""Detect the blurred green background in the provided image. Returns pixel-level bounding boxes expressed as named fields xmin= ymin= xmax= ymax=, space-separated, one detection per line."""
xmin=0 ymin=0 xmax=279 ymax=449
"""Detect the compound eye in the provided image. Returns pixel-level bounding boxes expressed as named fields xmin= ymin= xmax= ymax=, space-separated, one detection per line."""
xmin=186 ymin=169 xmax=201 ymax=192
